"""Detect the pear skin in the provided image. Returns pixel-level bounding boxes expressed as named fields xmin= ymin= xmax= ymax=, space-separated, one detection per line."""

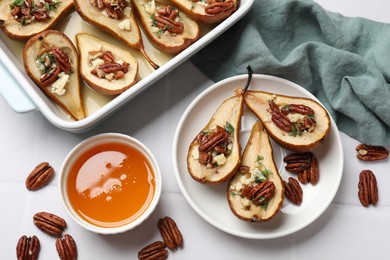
xmin=187 ymin=93 xmax=243 ymax=184
xmin=244 ymin=90 xmax=331 ymax=152
xmin=23 ymin=30 xmax=85 ymax=121
xmin=169 ymin=0 xmax=239 ymax=24
xmin=76 ymin=33 xmax=138 ymax=95
xmin=0 ymin=0 xmax=74 ymax=40
xmin=227 ymin=121 xmax=284 ymax=222
xmin=133 ymin=0 xmax=200 ymax=55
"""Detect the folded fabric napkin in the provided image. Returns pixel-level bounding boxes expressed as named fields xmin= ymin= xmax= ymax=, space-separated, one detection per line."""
xmin=191 ymin=0 xmax=390 ymax=146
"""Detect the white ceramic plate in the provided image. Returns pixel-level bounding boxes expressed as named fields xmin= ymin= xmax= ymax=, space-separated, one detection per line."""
xmin=173 ymin=74 xmax=343 ymax=239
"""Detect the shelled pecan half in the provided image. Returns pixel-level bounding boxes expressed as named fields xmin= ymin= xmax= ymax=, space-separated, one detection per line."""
xmin=284 ymin=152 xmax=319 ymax=185
xmin=16 ymin=235 xmax=40 ymax=260
xmin=205 ymin=1 xmax=234 ymax=15
xmin=56 ymin=234 xmax=78 ymax=260
xmin=283 ymin=177 xmax=303 ymax=205
xmin=247 ymin=180 xmax=275 ymax=206
xmin=138 ymin=241 xmax=168 ymax=260
xmin=298 ymin=154 xmax=319 ymax=185
xmin=33 ymin=212 xmax=67 ymax=237
xmin=25 ymin=162 xmax=54 ymax=191
xmin=356 ymin=144 xmax=389 ymax=161
xmin=358 ymin=170 xmax=378 ymax=207
xmin=158 ymin=216 xmax=183 ymax=250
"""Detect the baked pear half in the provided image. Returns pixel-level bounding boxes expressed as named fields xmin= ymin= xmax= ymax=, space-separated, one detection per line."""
xmin=133 ymin=0 xmax=200 ymax=55
xmin=169 ymin=0 xmax=239 ymax=24
xmin=76 ymin=33 xmax=138 ymax=95
xmin=23 ymin=30 xmax=85 ymax=120
xmin=227 ymin=121 xmax=284 ymax=222
xmin=187 ymin=93 xmax=243 ymax=184
xmin=244 ymin=90 xmax=331 ymax=152
xmin=73 ymin=0 xmax=159 ymax=69
xmin=0 ymin=0 xmax=73 ymax=40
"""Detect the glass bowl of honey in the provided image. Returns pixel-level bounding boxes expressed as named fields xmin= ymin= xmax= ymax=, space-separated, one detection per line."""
xmin=59 ymin=133 xmax=162 ymax=234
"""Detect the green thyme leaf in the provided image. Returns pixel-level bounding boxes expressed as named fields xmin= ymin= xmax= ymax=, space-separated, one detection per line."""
xmin=225 ymin=121 xmax=234 ymax=135
xmin=230 ymin=191 xmax=236 ymax=198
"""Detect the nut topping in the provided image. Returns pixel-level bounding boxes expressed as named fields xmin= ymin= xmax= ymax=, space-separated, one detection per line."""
xmin=33 ymin=212 xmax=66 ymax=237
xmin=205 ymin=1 xmax=234 ymax=14
xmin=158 ymin=216 xmax=183 ymax=250
xmin=52 ymin=48 xmax=72 ymax=74
xmin=25 ymin=162 xmax=54 ymax=191
xmin=283 ymin=177 xmax=303 ymax=205
xmin=138 ymin=241 xmax=168 ymax=260
xmin=358 ymin=170 xmax=378 ymax=207
xmin=356 ymin=144 xmax=389 ymax=161
xmin=154 ymin=5 xmax=184 ymax=35
xmin=247 ymin=180 xmax=275 ymax=206
xmin=16 ymin=235 xmax=40 ymax=260
xmin=56 ymin=234 xmax=78 ymax=260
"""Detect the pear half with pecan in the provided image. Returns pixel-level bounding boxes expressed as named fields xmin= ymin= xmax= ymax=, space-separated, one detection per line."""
xmin=133 ymin=0 xmax=200 ymax=55
xmin=74 ymin=0 xmax=159 ymax=69
xmin=0 ymin=0 xmax=73 ymax=40
xmin=227 ymin=121 xmax=284 ymax=222
xmin=76 ymin=33 xmax=138 ymax=95
xmin=23 ymin=30 xmax=85 ymax=120
xmin=187 ymin=93 xmax=243 ymax=184
xmin=244 ymin=90 xmax=331 ymax=152
xmin=169 ymin=0 xmax=239 ymax=24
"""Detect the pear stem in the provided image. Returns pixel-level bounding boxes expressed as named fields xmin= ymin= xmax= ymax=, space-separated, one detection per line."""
xmin=243 ymin=65 xmax=252 ymax=93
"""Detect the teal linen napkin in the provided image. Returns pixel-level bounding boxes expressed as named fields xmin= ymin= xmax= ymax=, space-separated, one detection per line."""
xmin=190 ymin=0 xmax=390 ymax=146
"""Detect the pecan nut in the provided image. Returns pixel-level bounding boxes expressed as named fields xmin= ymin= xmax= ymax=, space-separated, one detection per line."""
xmin=283 ymin=177 xmax=303 ymax=205
xmin=358 ymin=170 xmax=378 ymax=207
xmin=138 ymin=241 xmax=168 ymax=260
xmin=198 ymin=126 xmax=229 ymax=152
xmin=26 ymin=162 xmax=54 ymax=191
xmin=205 ymin=1 xmax=234 ymax=14
xmin=40 ymin=67 xmax=61 ymax=87
xmin=52 ymin=47 xmax=72 ymax=74
xmin=248 ymin=180 xmax=275 ymax=206
xmin=16 ymin=235 xmax=40 ymax=260
xmin=158 ymin=216 xmax=183 ymax=250
xmin=33 ymin=212 xmax=67 ymax=237
xmin=56 ymin=234 xmax=77 ymax=260
xmin=281 ymin=104 xmax=314 ymax=115
xmin=356 ymin=144 xmax=389 ymax=161
xmin=298 ymin=153 xmax=319 ymax=185
xmin=284 ymin=152 xmax=311 ymax=173
xmin=269 ymin=100 xmax=293 ymax=132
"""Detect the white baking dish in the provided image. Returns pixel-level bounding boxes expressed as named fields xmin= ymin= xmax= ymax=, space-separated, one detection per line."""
xmin=0 ymin=0 xmax=254 ymax=132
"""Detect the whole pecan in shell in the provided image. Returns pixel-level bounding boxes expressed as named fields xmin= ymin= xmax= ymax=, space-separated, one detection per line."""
xmin=33 ymin=212 xmax=67 ymax=237
xmin=158 ymin=216 xmax=183 ymax=250
xmin=16 ymin=235 xmax=40 ymax=260
xmin=138 ymin=241 xmax=168 ymax=260
xmin=283 ymin=177 xmax=303 ymax=205
xmin=358 ymin=170 xmax=378 ymax=207
xmin=25 ymin=162 xmax=54 ymax=191
xmin=356 ymin=144 xmax=389 ymax=161
xmin=56 ymin=234 xmax=77 ymax=260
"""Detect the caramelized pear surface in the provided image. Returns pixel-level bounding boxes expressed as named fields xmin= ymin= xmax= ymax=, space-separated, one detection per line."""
xmin=0 ymin=0 xmax=73 ymax=40
xmin=23 ymin=30 xmax=85 ymax=120
xmin=244 ymin=90 xmax=331 ymax=152
xmin=169 ymin=0 xmax=239 ymax=24
xmin=76 ymin=33 xmax=138 ymax=95
xmin=133 ymin=0 xmax=200 ymax=55
xmin=187 ymin=93 xmax=243 ymax=184
xmin=227 ymin=121 xmax=284 ymax=222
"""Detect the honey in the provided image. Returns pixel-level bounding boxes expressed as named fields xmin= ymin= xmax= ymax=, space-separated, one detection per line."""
xmin=67 ymin=142 xmax=155 ymax=228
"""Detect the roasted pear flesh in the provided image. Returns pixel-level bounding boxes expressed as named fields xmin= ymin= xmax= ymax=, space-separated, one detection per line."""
xmin=227 ymin=121 xmax=284 ymax=222
xmin=244 ymin=90 xmax=331 ymax=152
xmin=0 ymin=0 xmax=73 ymax=40
xmin=133 ymin=0 xmax=200 ymax=55
xmin=169 ymin=0 xmax=239 ymax=24
xmin=76 ymin=33 xmax=139 ymax=95
xmin=187 ymin=93 xmax=243 ymax=184
xmin=23 ymin=30 xmax=85 ymax=121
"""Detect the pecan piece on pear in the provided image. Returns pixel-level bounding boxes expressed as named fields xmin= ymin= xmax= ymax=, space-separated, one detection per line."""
xmin=33 ymin=212 xmax=67 ymax=237
xmin=16 ymin=235 xmax=40 ymax=260
xmin=358 ymin=170 xmax=378 ymax=207
xmin=25 ymin=162 xmax=54 ymax=191
xmin=56 ymin=234 xmax=78 ymax=260
xmin=158 ymin=216 xmax=183 ymax=250
xmin=356 ymin=144 xmax=389 ymax=161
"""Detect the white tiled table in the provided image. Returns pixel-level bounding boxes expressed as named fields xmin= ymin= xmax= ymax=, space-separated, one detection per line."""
xmin=1 ymin=1 xmax=389 ymax=259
